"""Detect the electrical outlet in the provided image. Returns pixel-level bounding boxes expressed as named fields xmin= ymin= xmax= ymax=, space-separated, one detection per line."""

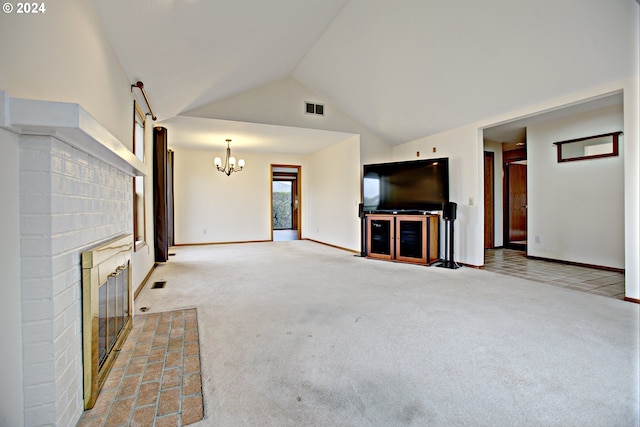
xmin=469 ymin=196 xmax=474 ymax=206
xmin=203 ymin=228 xmax=207 ymax=234
xmin=535 ymin=235 xmax=541 ymax=244
xmin=416 ymin=151 xmax=420 ymax=157
xmin=432 ymin=147 xmax=436 ymax=153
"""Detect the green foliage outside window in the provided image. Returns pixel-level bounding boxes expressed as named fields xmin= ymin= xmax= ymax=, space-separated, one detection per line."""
xmin=273 ymin=191 xmax=292 ymax=229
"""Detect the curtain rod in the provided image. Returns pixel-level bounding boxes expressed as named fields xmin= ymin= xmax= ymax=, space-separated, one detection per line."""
xmin=131 ymin=81 xmax=157 ymax=121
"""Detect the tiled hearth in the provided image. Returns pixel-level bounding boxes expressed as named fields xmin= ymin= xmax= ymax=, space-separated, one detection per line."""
xmin=78 ymin=309 xmax=204 ymax=427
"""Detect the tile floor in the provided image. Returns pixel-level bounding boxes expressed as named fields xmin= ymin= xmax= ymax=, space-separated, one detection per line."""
xmin=484 ymin=248 xmax=626 ymax=300
xmin=78 ymin=308 xmax=204 ymax=427
xmin=273 ymin=229 xmax=299 ymax=241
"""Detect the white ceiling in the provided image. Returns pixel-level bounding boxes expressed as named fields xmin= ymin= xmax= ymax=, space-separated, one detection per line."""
xmin=160 ymin=115 xmax=356 ymax=154
xmin=92 ymin=0 xmax=637 ymax=150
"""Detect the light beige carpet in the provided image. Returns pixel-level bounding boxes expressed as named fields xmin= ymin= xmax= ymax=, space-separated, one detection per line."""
xmin=134 ymin=240 xmax=639 ymax=426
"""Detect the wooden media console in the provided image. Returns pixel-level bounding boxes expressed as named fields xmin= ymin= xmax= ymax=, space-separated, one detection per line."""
xmin=366 ymin=213 xmax=440 ymax=266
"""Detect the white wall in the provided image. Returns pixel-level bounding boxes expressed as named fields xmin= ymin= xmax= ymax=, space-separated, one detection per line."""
xmin=173 ymin=137 xmax=361 ymax=251
xmin=173 ymin=148 xmax=308 ymax=244
xmin=623 ymin=75 xmax=640 ymax=300
xmin=0 ymin=128 xmax=24 ymax=427
xmin=306 ymin=136 xmax=362 ymax=251
xmin=393 ymin=126 xmax=485 ymax=265
xmin=483 ymin=140 xmax=504 ymax=248
xmin=527 ymin=105 xmax=624 ymax=268
xmin=184 ymin=77 xmax=392 ymax=165
xmin=0 ymin=0 xmax=133 ymax=146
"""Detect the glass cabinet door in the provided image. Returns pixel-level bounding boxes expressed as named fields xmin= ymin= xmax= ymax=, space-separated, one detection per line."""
xmin=367 ymin=216 xmax=395 ymax=259
xmin=395 ymin=216 xmax=427 ymax=264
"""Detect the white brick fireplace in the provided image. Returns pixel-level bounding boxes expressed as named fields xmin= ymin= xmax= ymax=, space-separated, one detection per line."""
xmin=1 ymin=92 xmax=146 ymax=426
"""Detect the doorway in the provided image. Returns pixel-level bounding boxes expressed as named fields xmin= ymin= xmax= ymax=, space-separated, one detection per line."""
xmin=271 ymin=165 xmax=301 ymax=241
xmin=503 ymin=149 xmax=527 ymax=250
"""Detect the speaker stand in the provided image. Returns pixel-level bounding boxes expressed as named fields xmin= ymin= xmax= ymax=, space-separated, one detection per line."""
xmin=437 ymin=218 xmax=460 ymax=269
xmin=357 ymin=215 xmax=367 ymax=257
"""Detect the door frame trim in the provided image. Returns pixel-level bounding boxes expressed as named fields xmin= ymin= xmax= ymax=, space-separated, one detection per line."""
xmin=484 ymin=151 xmax=495 ymax=249
xmin=503 ymin=149 xmax=527 ymax=250
xmin=270 ymin=164 xmax=302 ymax=240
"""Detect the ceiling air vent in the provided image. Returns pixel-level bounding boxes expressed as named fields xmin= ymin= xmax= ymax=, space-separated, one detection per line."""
xmin=305 ymin=102 xmax=324 ymax=116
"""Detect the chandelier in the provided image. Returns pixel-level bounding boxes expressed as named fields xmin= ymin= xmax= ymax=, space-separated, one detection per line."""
xmin=214 ymin=139 xmax=245 ymax=176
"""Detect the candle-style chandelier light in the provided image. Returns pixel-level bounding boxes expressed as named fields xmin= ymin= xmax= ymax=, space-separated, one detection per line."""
xmin=214 ymin=139 xmax=245 ymax=176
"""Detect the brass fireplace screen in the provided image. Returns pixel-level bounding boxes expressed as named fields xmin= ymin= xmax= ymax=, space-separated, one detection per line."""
xmin=82 ymin=234 xmax=133 ymax=409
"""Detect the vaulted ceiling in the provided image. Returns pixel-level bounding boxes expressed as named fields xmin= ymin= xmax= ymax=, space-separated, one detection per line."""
xmin=93 ymin=0 xmax=637 ymax=151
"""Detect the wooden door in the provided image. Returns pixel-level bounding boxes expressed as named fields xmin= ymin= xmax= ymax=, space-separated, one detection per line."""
xmin=507 ymin=163 xmax=527 ymax=244
xmin=483 ymin=152 xmax=495 ymax=249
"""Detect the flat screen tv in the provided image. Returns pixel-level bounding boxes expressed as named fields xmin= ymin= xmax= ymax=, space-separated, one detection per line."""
xmin=362 ymin=157 xmax=449 ymax=212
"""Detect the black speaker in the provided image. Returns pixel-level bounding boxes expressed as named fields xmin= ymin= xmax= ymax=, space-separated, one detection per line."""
xmin=358 ymin=203 xmax=367 ymax=256
xmin=442 ymin=202 xmax=457 ymax=221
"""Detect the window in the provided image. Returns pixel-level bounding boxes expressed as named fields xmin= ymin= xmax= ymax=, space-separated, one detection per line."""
xmin=553 ymin=131 xmax=621 ymax=163
xmin=272 ymin=181 xmax=293 ymax=229
xmin=133 ymin=101 xmax=146 ymax=251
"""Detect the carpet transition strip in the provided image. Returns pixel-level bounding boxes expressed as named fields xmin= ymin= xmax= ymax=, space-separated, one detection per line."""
xmin=78 ymin=308 xmax=204 ymax=427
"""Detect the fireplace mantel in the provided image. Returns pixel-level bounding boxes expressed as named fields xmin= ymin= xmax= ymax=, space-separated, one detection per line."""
xmin=0 ymin=91 xmax=146 ymax=177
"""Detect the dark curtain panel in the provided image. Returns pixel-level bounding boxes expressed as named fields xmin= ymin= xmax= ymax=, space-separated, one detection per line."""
xmin=167 ymin=150 xmax=175 ymax=247
xmin=153 ymin=127 xmax=169 ymax=262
